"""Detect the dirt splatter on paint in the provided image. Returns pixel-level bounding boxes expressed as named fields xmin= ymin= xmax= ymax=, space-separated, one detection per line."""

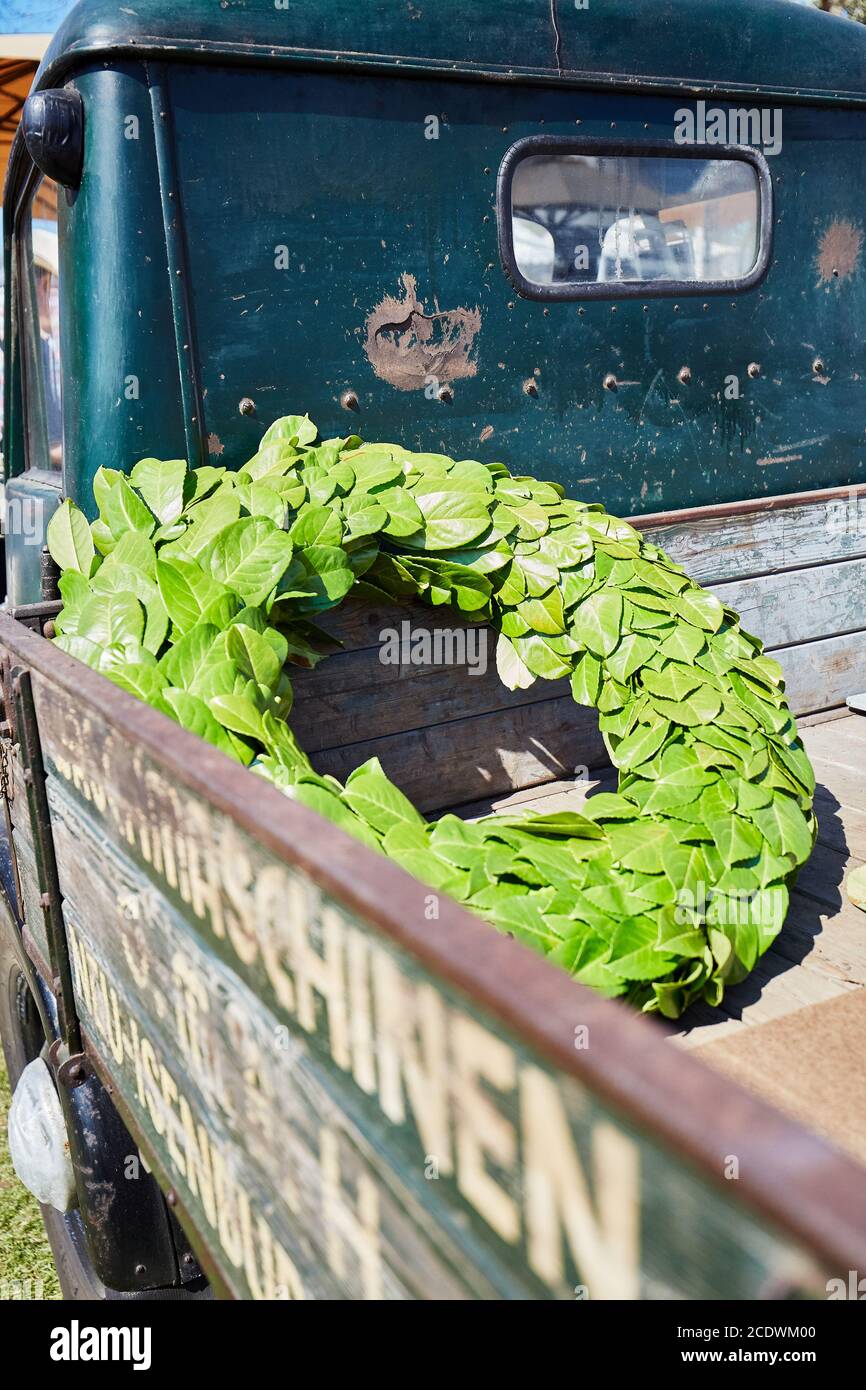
xmin=816 ymin=220 xmax=863 ymax=284
xmin=364 ymin=274 xmax=480 ymax=392
xmin=207 ymin=433 xmax=225 ymax=457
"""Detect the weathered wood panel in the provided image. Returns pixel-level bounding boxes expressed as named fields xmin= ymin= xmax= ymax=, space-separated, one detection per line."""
xmin=774 ymin=632 xmax=866 ymax=716
xmin=290 ymin=645 xmax=570 ymax=754
xmin=640 ymin=487 xmax=866 ymax=585
xmin=289 ymin=496 xmax=866 ymax=808
xmin=712 ymin=558 xmax=866 ymax=650
xmin=312 ymin=695 xmax=607 ymax=814
xmin=2 ymin=614 xmax=865 ymax=1301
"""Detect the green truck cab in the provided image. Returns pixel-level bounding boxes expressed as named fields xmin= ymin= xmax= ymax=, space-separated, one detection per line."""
xmin=2 ymin=0 xmax=866 ymax=1301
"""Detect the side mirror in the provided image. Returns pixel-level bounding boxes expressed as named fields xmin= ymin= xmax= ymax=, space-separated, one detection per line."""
xmin=21 ymin=88 xmax=84 ymax=190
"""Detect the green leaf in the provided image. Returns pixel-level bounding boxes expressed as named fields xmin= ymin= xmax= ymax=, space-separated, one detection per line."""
xmin=289 ymin=504 xmax=344 ymax=548
xmin=130 ymin=457 xmax=188 ymax=525
xmin=226 ymin=623 xmax=282 ymax=691
xmin=94 ymin=468 xmax=157 ymax=540
xmin=158 ymin=623 xmax=221 ymax=688
xmin=106 ymin=662 xmax=168 ymax=705
xmin=203 ymin=517 xmax=294 ymax=605
xmin=400 ymin=489 xmax=493 ymax=550
xmin=609 ymin=718 xmax=670 ymax=770
xmin=260 ymin=413 xmax=318 ymax=448
xmin=156 ymin=557 xmax=234 ymax=635
xmin=571 ymin=590 xmax=623 ymax=658
xmin=343 ymin=762 xmax=426 ymax=835
xmin=751 ymin=793 xmax=814 ymax=862
xmin=495 ymin=634 xmax=536 ymax=690
xmin=162 ymin=689 xmax=247 ymax=761
xmin=675 ymin=588 xmax=725 ymax=632
xmin=47 ymin=500 xmax=97 ymax=576
xmin=208 ymin=692 xmax=267 ymax=743
xmin=77 ymin=592 xmax=144 ymax=650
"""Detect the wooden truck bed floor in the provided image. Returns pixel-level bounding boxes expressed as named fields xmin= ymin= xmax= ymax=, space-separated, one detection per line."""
xmin=456 ymin=710 xmax=866 ymax=1168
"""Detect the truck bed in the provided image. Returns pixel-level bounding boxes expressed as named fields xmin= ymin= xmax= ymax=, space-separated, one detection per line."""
xmin=455 ymin=710 xmax=866 ymax=1167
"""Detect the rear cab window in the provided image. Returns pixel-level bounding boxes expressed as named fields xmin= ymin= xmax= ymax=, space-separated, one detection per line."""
xmin=498 ymin=138 xmax=772 ymax=300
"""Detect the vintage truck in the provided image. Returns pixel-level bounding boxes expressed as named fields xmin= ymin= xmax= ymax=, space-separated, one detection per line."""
xmin=2 ymin=0 xmax=866 ymax=1302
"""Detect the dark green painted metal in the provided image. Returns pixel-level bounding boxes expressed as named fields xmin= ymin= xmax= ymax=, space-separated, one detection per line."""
xmin=57 ymin=64 xmax=186 ymax=518
xmin=37 ymin=0 xmax=866 ymax=107
xmin=11 ymin=665 xmax=81 ymax=1056
xmin=146 ymin=62 xmax=208 ymax=471
xmin=6 ymin=0 xmax=866 ymax=602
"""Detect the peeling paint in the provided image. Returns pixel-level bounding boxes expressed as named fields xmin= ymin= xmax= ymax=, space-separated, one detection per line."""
xmin=207 ymin=433 xmax=225 ymax=457
xmin=479 ymin=425 xmax=494 ymax=443
xmin=816 ymin=219 xmax=863 ymax=284
xmin=364 ymin=273 xmax=481 ymax=392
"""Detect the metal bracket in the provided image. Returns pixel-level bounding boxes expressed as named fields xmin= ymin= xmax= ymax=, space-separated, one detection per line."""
xmin=9 ymin=600 xmax=62 ymax=637
xmin=10 ymin=665 xmax=82 ymax=1056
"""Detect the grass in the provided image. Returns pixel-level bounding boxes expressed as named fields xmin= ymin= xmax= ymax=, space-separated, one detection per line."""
xmin=0 ymin=1051 xmax=60 ymax=1300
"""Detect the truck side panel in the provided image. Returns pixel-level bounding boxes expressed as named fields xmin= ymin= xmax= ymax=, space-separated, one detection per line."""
xmin=2 ymin=612 xmax=864 ymax=1300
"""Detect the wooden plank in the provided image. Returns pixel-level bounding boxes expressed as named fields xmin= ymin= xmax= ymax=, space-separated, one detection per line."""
xmin=311 ymin=695 xmax=608 ymax=813
xmin=290 ymin=646 xmax=570 ymax=754
xmin=811 ymin=786 xmax=866 ymax=860
xmin=711 ymin=559 xmax=866 ymax=651
xmin=804 ymin=754 xmax=865 ymax=815
xmin=642 ymin=489 xmax=866 ymax=585
xmin=2 ymin=612 xmax=862 ymax=1298
xmin=773 ymin=891 xmax=866 ymax=988
xmin=773 ymin=632 xmax=866 ymax=716
xmin=792 ymin=839 xmax=861 ymax=914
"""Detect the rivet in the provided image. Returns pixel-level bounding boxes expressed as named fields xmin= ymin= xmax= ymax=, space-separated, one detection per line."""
xmin=603 ymin=373 xmax=618 ymax=391
xmin=238 ymin=397 xmax=256 ymax=416
xmin=677 ymin=365 xmax=692 ymax=385
xmin=340 ymin=390 xmax=359 ymax=411
xmin=812 ymin=358 xmax=825 ymax=375
xmin=135 ymin=1264 xmax=147 ymax=1277
xmin=747 ymin=362 xmax=761 ymax=379
xmin=522 ymin=378 xmax=538 ymax=397
xmin=437 ymin=384 xmax=454 ymax=404
xmin=43 ymin=620 xmax=56 ymax=639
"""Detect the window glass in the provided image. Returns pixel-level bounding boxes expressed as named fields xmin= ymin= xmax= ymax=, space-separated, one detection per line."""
xmin=508 ymin=151 xmax=762 ymax=293
xmin=19 ymin=176 xmax=62 ymax=470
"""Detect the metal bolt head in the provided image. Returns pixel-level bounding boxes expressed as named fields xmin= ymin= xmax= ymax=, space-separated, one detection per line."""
xmin=135 ymin=1264 xmax=147 ymax=1278
xmin=43 ymin=620 xmax=56 ymax=640
xmin=238 ymin=397 xmax=256 ymax=417
xmin=437 ymin=384 xmax=454 ymax=404
xmin=603 ymin=373 xmax=618 ymax=392
xmin=677 ymin=365 xmax=692 ymax=386
xmin=812 ymin=357 xmax=826 ymax=376
xmin=340 ymin=390 xmax=359 ymax=412
xmin=747 ymin=362 xmax=761 ymax=379
xmin=522 ymin=378 xmax=538 ymax=397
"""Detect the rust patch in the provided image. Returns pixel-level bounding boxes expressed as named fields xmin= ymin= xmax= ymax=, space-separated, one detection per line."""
xmin=816 ymin=220 xmax=863 ymax=284
xmin=207 ymin=433 xmax=225 ymax=457
xmin=364 ymin=273 xmax=480 ymax=392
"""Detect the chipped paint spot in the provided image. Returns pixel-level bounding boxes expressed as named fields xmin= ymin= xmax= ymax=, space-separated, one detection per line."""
xmin=364 ymin=273 xmax=480 ymax=392
xmin=479 ymin=425 xmax=494 ymax=443
xmin=757 ymin=453 xmax=802 ymax=467
xmin=207 ymin=433 xmax=225 ymax=457
xmin=816 ymin=219 xmax=863 ymax=284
